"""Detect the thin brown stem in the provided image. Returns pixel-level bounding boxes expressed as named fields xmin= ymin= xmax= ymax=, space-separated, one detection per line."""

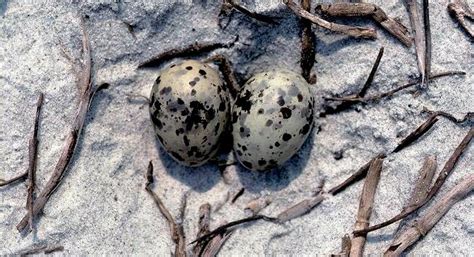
xmin=422 ymin=107 xmax=473 ymax=124
xmin=138 ymin=39 xmax=237 ymax=68
xmin=26 ymin=92 xmax=44 ymax=233
xmin=315 ymin=3 xmax=412 ymax=46
xmin=423 ymin=0 xmax=432 ymax=87
xmin=300 ymin=0 xmax=316 ymax=84
xmin=226 ymin=0 xmax=279 ymax=25
xmin=350 ymin=157 xmax=383 ymax=257
xmin=204 ymin=54 xmax=239 ymax=98
xmin=193 ymin=203 xmax=211 ymax=256
xmin=0 ymin=172 xmax=28 ymax=187
xmin=17 ymin=16 xmax=93 ymax=233
xmin=284 ymin=0 xmax=377 ymax=39
xmin=405 ymin=0 xmax=425 ymax=81
xmin=354 ymin=127 xmax=473 ymax=236
xmin=384 ymin=173 xmax=474 ymax=256
xmin=392 ymin=114 xmax=439 ymax=153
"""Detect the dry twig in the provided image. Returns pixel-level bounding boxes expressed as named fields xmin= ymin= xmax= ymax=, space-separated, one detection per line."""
xmin=26 ymin=93 xmax=44 ymax=233
xmin=284 ymin=0 xmax=377 ymax=39
xmin=300 ymin=0 xmax=316 ymax=84
xmin=144 ymin=161 xmax=187 ymax=257
xmin=350 ymin=157 xmax=383 ymax=257
xmin=448 ymin=0 xmax=474 ymax=38
xmin=325 ymin=71 xmax=466 ymax=103
xmin=384 ymin=173 xmax=474 ymax=256
xmin=392 ymin=115 xmax=439 ymax=153
xmin=276 ymin=194 xmax=325 ymax=223
xmin=405 ymin=0 xmax=425 ymax=82
xmin=0 ymin=172 xmax=28 ymax=187
xmin=423 ymin=0 xmax=432 ymax=87
xmin=17 ymin=16 xmax=93 ymax=233
xmin=332 ymin=235 xmax=352 ymax=257
xmin=354 ymin=127 xmax=473 ymax=236
xmin=218 ymin=0 xmax=279 ymax=26
xmin=138 ymin=38 xmax=237 ymax=68
xmin=422 ymin=107 xmax=474 ymax=124
xmin=193 ymin=203 xmax=211 ymax=256
xmin=204 ymin=54 xmax=239 ymax=98
xmin=315 ymin=3 xmax=412 ymax=46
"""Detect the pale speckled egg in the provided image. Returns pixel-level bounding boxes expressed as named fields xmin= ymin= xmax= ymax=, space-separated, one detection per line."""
xmin=232 ymin=70 xmax=314 ymax=171
xmin=149 ymin=60 xmax=230 ymax=167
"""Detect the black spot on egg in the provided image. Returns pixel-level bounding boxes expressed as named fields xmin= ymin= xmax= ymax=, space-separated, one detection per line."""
xmin=214 ymin=122 xmax=220 ymax=135
xmin=242 ymin=161 xmax=253 ymax=169
xmin=191 ymin=89 xmax=196 ymax=96
xmin=280 ymin=107 xmax=292 ymax=119
xmin=153 ymin=100 xmax=161 ymax=111
xmin=181 ymin=108 xmax=189 ymax=116
xmin=299 ymin=123 xmax=311 ymax=135
xmin=277 ymin=96 xmax=285 ymax=106
xmin=151 ymin=115 xmax=163 ymax=130
xmin=266 ymin=120 xmax=273 ymax=126
xmin=282 ymin=133 xmax=292 ymax=141
xmin=258 ymin=159 xmax=267 ymax=166
xmin=242 ymin=145 xmax=247 ymax=151
xmin=186 ymin=66 xmax=193 ymax=70
xmin=235 ymin=90 xmax=252 ymax=113
xmin=297 ymin=94 xmax=303 ymax=102
xmin=183 ymin=135 xmax=190 ymax=146
xmin=155 ymin=76 xmax=161 ymax=84
xmin=219 ymin=101 xmax=226 ymax=111
xmin=189 ymin=81 xmax=197 ymax=87
xmin=258 ymin=108 xmax=264 ymax=114
xmin=171 ymin=152 xmax=184 ymax=162
xmin=177 ymin=98 xmax=184 ymax=105
xmin=237 ymin=150 xmax=243 ymax=156
xmin=199 ymin=69 xmax=207 ymax=75
xmin=160 ymin=87 xmax=172 ymax=95
xmin=275 ymin=142 xmax=280 ymax=147
xmin=175 ymin=128 xmax=184 ymax=136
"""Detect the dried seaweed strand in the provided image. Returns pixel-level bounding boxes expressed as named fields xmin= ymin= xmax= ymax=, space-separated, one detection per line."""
xmin=384 ymin=173 xmax=474 ymax=256
xmin=300 ymin=0 xmax=316 ymax=84
xmin=392 ymin=156 xmax=437 ymax=240
xmin=315 ymin=3 xmax=412 ymax=46
xmin=350 ymin=157 xmax=383 ymax=257
xmin=26 ymin=93 xmax=44 ymax=233
xmin=447 ymin=0 xmax=474 ymax=38
xmin=138 ymin=39 xmax=237 ymax=68
xmin=0 ymin=172 xmax=28 ymax=187
xmin=325 ymin=71 xmax=466 ymax=103
xmin=392 ymin=115 xmax=439 ymax=153
xmin=204 ymin=54 xmax=239 ymax=98
xmin=193 ymin=203 xmax=211 ymax=256
xmin=354 ymin=127 xmax=473 ymax=236
xmin=284 ymin=0 xmax=377 ymax=39
xmin=405 ymin=0 xmax=425 ymax=82
xmin=144 ymin=161 xmax=187 ymax=257
xmin=17 ymin=17 xmax=93 ymax=233
xmin=423 ymin=0 xmax=432 ymax=87
xmin=320 ymin=47 xmax=384 ymax=116
xmin=230 ymin=187 xmax=245 ymax=204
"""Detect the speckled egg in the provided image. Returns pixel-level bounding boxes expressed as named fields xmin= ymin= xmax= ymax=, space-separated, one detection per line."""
xmin=232 ymin=70 xmax=314 ymax=171
xmin=149 ymin=60 xmax=230 ymax=166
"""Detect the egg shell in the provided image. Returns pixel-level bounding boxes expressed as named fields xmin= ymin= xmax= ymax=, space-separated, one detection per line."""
xmin=149 ymin=60 xmax=230 ymax=166
xmin=232 ymin=70 xmax=314 ymax=171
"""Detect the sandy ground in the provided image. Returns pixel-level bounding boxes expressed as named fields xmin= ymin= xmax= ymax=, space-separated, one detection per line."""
xmin=1 ymin=0 xmax=473 ymax=255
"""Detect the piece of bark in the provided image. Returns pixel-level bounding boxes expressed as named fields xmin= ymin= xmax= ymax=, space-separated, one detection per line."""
xmin=284 ymin=0 xmax=377 ymax=39
xmin=384 ymin=173 xmax=474 ymax=256
xmin=276 ymin=194 xmax=325 ymax=223
xmin=354 ymin=127 xmax=473 ymax=236
xmin=145 ymin=161 xmax=187 ymax=257
xmin=393 ymin=156 xmax=437 ymax=237
xmin=138 ymin=39 xmax=236 ymax=68
xmin=392 ymin=114 xmax=439 ymax=153
xmin=300 ymin=0 xmax=316 ymax=83
xmin=244 ymin=197 xmax=272 ymax=217
xmin=26 ymin=92 xmax=44 ymax=233
xmin=17 ymin=16 xmax=93 ymax=233
xmin=192 ymin=203 xmax=211 ymax=256
xmin=405 ymin=0 xmax=425 ymax=82
xmin=328 ymin=153 xmax=386 ymax=195
xmin=350 ymin=157 xmax=383 ymax=257
xmin=423 ymin=0 xmax=431 ymax=87
xmin=315 ymin=3 xmax=412 ymax=46
xmin=0 ymin=172 xmax=28 ymax=187
xmin=325 ymin=71 xmax=466 ymax=103
xmin=448 ymin=0 xmax=474 ymax=38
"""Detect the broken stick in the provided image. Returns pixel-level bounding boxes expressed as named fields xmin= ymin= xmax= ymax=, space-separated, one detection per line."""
xmin=350 ymin=157 xmax=383 ymax=257
xmin=300 ymin=0 xmax=316 ymax=84
xmin=448 ymin=0 xmax=474 ymax=38
xmin=17 ymin=16 xmax=93 ymax=233
xmin=405 ymin=0 xmax=426 ymax=82
xmin=0 ymin=172 xmax=28 ymax=187
xmin=384 ymin=173 xmax=474 ymax=256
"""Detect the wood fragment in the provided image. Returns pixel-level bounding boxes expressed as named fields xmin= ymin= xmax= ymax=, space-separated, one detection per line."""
xmin=384 ymin=173 xmax=474 ymax=256
xmin=332 ymin=235 xmax=351 ymax=257
xmin=0 ymin=172 xmax=28 ymax=187
xmin=144 ymin=161 xmax=187 ymax=257
xmin=423 ymin=0 xmax=431 ymax=87
xmin=300 ymin=0 xmax=316 ymax=83
xmin=354 ymin=127 xmax=473 ymax=236
xmin=328 ymin=153 xmax=386 ymax=195
xmin=405 ymin=0 xmax=425 ymax=82
xmin=138 ymin=39 xmax=237 ymax=68
xmin=284 ymin=0 xmax=377 ymax=39
xmin=324 ymin=71 xmax=466 ymax=103
xmin=448 ymin=0 xmax=474 ymax=38
xmin=350 ymin=157 xmax=383 ymax=257
xmin=26 ymin=92 xmax=44 ymax=233
xmin=393 ymin=156 xmax=437 ymax=238
xmin=392 ymin=115 xmax=439 ymax=153
xmin=315 ymin=3 xmax=412 ymax=46
xmin=321 ymin=47 xmax=384 ymax=116
xmin=192 ymin=203 xmax=211 ymax=256
xmin=219 ymin=0 xmax=279 ymax=25
xmin=17 ymin=16 xmax=93 ymax=233
xmin=201 ymin=229 xmax=234 ymax=257
xmin=276 ymin=194 xmax=325 ymax=223
xmin=176 ymin=192 xmax=188 ymax=257
xmin=244 ymin=197 xmax=272 ymax=217
xmin=204 ymin=54 xmax=239 ymax=98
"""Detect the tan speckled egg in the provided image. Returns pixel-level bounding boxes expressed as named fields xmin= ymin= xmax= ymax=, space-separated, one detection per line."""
xmin=232 ymin=70 xmax=314 ymax=171
xmin=149 ymin=60 xmax=230 ymax=166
